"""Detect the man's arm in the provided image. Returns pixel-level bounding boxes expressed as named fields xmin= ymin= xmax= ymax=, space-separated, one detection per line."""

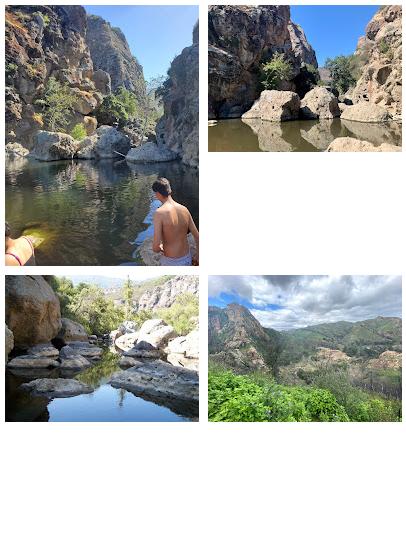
xmin=188 ymin=213 xmax=199 ymax=264
xmin=5 ymin=254 xmax=20 ymax=266
xmin=152 ymin=212 xmax=164 ymax=253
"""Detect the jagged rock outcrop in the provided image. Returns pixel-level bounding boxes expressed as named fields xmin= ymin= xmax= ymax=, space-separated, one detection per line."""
xmin=5 ymin=276 xmax=62 ymax=348
xmin=136 ymin=275 xmax=199 ymax=311
xmin=86 ymin=14 xmax=146 ymax=103
xmin=155 ymin=23 xmax=199 ymax=167
xmin=351 ymin=5 xmax=402 ymax=118
xmin=5 ymin=5 xmax=104 ymax=147
xmin=208 ymin=5 xmax=317 ymax=118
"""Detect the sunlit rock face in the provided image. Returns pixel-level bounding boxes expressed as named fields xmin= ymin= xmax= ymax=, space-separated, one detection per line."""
xmin=208 ymin=5 xmax=317 ymax=119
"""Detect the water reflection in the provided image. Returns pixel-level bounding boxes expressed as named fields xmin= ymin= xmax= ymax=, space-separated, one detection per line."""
xmin=208 ymin=118 xmax=402 ymax=152
xmin=5 ymin=158 xmax=198 ymax=265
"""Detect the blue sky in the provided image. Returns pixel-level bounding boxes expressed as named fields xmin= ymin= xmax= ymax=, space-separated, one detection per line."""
xmin=290 ymin=5 xmax=379 ymax=67
xmin=84 ymin=5 xmax=198 ymax=80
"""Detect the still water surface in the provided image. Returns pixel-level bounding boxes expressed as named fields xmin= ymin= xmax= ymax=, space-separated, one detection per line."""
xmin=208 ymin=118 xmax=402 ymax=152
xmin=5 ymin=351 xmax=193 ymax=422
xmin=5 ymin=158 xmax=198 ymax=265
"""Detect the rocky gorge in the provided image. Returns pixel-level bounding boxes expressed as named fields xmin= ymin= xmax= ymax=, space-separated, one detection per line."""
xmin=5 ymin=275 xmax=199 ymax=421
xmin=6 ymin=5 xmax=199 ymax=166
xmin=208 ymin=5 xmax=402 ymax=152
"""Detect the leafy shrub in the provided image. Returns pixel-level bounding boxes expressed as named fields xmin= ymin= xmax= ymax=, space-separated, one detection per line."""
xmin=379 ymin=39 xmax=389 ymax=54
xmin=96 ymin=86 xmax=138 ymax=126
xmin=156 ymin=293 xmax=199 ymax=335
xmin=134 ymin=309 xmax=154 ymax=327
xmin=325 ymin=55 xmax=356 ymax=93
xmin=6 ymin=63 xmax=18 ymax=77
xmin=70 ymin=123 xmax=87 ymax=140
xmin=38 ymin=76 xmax=77 ymax=131
xmin=260 ymin=52 xmax=293 ymax=90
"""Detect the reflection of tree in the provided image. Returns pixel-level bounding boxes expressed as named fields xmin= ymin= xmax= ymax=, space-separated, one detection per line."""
xmin=118 ymin=388 xmax=126 ymax=408
xmin=75 ymin=351 xmax=120 ymax=389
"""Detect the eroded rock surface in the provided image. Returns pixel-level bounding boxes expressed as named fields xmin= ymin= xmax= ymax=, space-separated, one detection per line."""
xmin=57 ymin=318 xmax=88 ymax=344
xmin=242 ymin=90 xmax=300 ymax=122
xmin=126 ymin=142 xmax=177 ymax=163
xmin=326 ymin=137 xmax=401 ymax=152
xmin=300 ymin=87 xmax=340 ymax=119
xmin=31 ymin=131 xmax=78 ymax=161
xmin=135 ymin=319 xmax=177 ymax=351
xmin=136 ymin=275 xmax=199 ymax=310
xmin=340 ymin=102 xmax=392 ymax=123
xmin=165 ymin=329 xmax=199 ymax=371
xmin=59 ymin=345 xmax=92 ymax=369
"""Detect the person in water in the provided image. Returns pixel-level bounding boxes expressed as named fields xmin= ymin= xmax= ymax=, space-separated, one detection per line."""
xmin=5 ymin=222 xmax=36 ymax=266
xmin=152 ymin=177 xmax=199 ymax=266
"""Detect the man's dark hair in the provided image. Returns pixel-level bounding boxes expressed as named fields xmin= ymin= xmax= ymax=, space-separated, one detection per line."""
xmin=5 ymin=222 xmax=11 ymax=238
xmin=152 ymin=177 xmax=172 ymax=197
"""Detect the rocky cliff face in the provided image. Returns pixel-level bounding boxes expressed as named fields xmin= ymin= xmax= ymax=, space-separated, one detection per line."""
xmin=352 ymin=5 xmax=402 ymax=119
xmin=5 ymin=5 xmax=107 ymax=147
xmin=208 ymin=5 xmax=317 ymax=118
xmin=208 ymin=303 xmax=281 ymax=373
xmin=156 ymin=23 xmax=199 ymax=167
xmin=136 ymin=276 xmax=199 ymax=311
xmin=86 ymin=14 xmax=146 ymax=103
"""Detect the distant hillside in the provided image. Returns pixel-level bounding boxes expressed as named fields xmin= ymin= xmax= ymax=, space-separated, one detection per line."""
xmin=208 ymin=304 xmax=402 ymax=372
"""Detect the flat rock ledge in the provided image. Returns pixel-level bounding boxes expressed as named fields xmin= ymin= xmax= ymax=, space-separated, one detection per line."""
xmin=21 ymin=378 xmax=94 ymax=398
xmin=110 ymin=360 xmax=199 ymax=406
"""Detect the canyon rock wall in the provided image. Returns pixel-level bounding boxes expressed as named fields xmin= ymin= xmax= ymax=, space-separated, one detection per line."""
xmin=136 ymin=276 xmax=199 ymax=311
xmin=156 ymin=23 xmax=199 ymax=167
xmin=352 ymin=5 xmax=402 ymax=119
xmin=208 ymin=5 xmax=317 ymax=118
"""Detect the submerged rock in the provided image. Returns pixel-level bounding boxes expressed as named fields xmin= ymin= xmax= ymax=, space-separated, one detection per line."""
xmin=340 ymin=102 xmax=392 ymax=123
xmin=126 ymin=142 xmax=177 ymax=163
xmin=110 ymin=360 xmax=199 ymax=405
xmin=300 ymin=87 xmax=340 ymax=119
xmin=21 ymin=378 xmax=94 ymax=398
xmin=326 ymin=137 xmax=401 ymax=152
xmin=31 ymin=131 xmax=78 ymax=161
xmin=242 ymin=91 xmax=300 ymax=122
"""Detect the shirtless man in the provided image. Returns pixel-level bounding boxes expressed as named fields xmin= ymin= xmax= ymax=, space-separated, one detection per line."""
xmin=5 ymin=222 xmax=36 ymax=266
xmin=152 ymin=177 xmax=199 ymax=266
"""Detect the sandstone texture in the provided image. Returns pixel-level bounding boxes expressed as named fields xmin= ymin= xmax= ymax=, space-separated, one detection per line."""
xmin=340 ymin=102 xmax=392 ymax=123
xmin=5 ymin=276 xmax=61 ymax=348
xmin=242 ymin=90 xmax=300 ymax=122
xmin=208 ymin=5 xmax=317 ymax=118
xmin=300 ymin=87 xmax=340 ymax=119
xmin=326 ymin=137 xmax=401 ymax=152
xmin=351 ymin=5 xmax=402 ymax=119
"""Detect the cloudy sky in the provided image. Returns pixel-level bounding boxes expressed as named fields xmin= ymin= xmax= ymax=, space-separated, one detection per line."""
xmin=208 ymin=276 xmax=402 ymax=331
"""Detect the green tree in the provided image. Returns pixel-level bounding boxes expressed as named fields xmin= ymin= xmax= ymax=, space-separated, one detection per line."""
xmin=70 ymin=123 xmax=87 ymax=140
xmin=96 ymin=86 xmax=138 ymax=126
xmin=260 ymin=52 xmax=293 ymax=90
xmin=122 ymin=276 xmax=134 ymax=319
xmin=325 ymin=55 xmax=356 ymax=93
xmin=39 ymin=76 xmax=77 ymax=131
xmin=156 ymin=293 xmax=199 ymax=335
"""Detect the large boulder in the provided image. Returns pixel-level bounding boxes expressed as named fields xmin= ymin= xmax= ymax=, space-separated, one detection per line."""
xmin=165 ymin=329 xmax=199 ymax=371
xmin=5 ymin=325 xmax=14 ymax=362
xmin=135 ymin=319 xmax=177 ymax=351
xmin=340 ymin=102 xmax=392 ymax=123
xmin=31 ymin=131 xmax=78 ymax=161
xmin=110 ymin=360 xmax=199 ymax=407
xmin=5 ymin=276 xmax=61 ymax=348
xmin=67 ymin=342 xmax=103 ymax=359
xmin=118 ymin=321 xmax=137 ymax=334
xmin=71 ymin=88 xmax=98 ymax=115
xmin=242 ymin=91 xmax=300 ymax=122
xmin=59 ymin=345 xmax=92 ymax=369
xmin=126 ymin=142 xmax=177 ymax=163
xmin=94 ymin=125 xmax=131 ymax=158
xmin=115 ymin=332 xmax=139 ymax=353
xmin=27 ymin=343 xmax=59 ymax=358
xmin=300 ymin=87 xmax=340 ymax=119
xmin=21 ymin=378 xmax=94 ymax=398
xmin=56 ymin=318 xmax=88 ymax=344
xmin=326 ymin=137 xmax=401 ymax=152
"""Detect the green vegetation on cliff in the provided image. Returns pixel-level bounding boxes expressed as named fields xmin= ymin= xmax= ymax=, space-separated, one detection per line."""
xmin=35 ymin=76 xmax=77 ymax=132
xmin=260 ymin=52 xmax=293 ymax=90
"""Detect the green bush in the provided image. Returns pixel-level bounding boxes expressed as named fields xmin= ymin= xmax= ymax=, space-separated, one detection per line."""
xmin=379 ymin=39 xmax=389 ymax=54
xmin=260 ymin=52 xmax=293 ymax=90
xmin=70 ymin=123 xmax=87 ymax=140
xmin=96 ymin=86 xmax=138 ymax=126
xmin=6 ymin=63 xmax=18 ymax=77
xmin=39 ymin=76 xmax=77 ymax=131
xmin=156 ymin=293 xmax=199 ymax=335
xmin=325 ymin=55 xmax=356 ymax=93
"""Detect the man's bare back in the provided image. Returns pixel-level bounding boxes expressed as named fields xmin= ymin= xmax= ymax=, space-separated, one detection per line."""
xmin=153 ymin=200 xmax=192 ymax=258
